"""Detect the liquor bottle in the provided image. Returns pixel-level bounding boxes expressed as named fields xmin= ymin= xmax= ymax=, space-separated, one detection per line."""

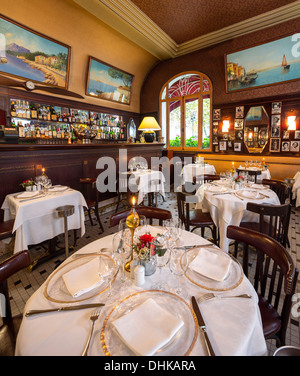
xmin=11 ymin=101 xmax=17 ymax=117
xmin=46 ymin=106 xmax=51 ymax=121
xmin=30 ymin=103 xmax=37 ymax=119
xmin=52 ymin=126 xmax=57 ymax=138
xmin=51 ymin=106 xmax=57 ymax=121
xmin=26 ymin=101 xmax=30 ymax=119
xmin=68 ymin=112 xmax=72 ymax=123
xmin=36 ymin=127 xmax=40 ymax=138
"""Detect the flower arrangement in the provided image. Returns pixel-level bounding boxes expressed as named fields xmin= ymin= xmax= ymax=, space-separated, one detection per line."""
xmin=20 ymin=179 xmax=34 ymax=188
xmin=235 ymin=175 xmax=245 ymax=183
xmin=133 ymin=233 xmax=166 ymax=260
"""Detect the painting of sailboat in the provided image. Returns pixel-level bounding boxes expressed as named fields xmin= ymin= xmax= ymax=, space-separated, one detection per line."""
xmin=225 ymin=33 xmax=300 ymax=92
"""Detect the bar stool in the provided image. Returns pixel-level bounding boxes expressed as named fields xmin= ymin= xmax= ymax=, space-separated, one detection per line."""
xmin=55 ymin=205 xmax=75 ymax=259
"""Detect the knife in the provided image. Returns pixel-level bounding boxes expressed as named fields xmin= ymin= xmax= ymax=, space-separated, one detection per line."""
xmin=191 ymin=296 xmax=215 ymax=356
xmin=173 ymin=243 xmax=213 ymax=250
xmin=25 ymin=303 xmax=105 ymax=317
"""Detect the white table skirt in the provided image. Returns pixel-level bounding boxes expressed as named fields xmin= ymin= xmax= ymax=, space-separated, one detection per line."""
xmin=292 ymin=171 xmax=300 ymax=207
xmin=15 ymin=228 xmax=267 ymax=356
xmin=196 ymin=184 xmax=280 ymax=252
xmin=181 ymin=164 xmax=216 ymax=183
xmin=1 ymin=189 xmax=87 ymax=253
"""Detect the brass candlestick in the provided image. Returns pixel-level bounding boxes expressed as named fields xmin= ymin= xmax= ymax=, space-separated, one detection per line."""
xmin=124 ymin=204 xmax=139 ymax=272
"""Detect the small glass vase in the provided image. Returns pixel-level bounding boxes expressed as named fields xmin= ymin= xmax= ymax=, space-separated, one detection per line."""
xmin=140 ymin=258 xmax=156 ymax=276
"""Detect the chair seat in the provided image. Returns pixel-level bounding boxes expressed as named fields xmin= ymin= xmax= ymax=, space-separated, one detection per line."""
xmin=0 ymin=314 xmax=22 ymax=356
xmin=258 ymin=295 xmax=281 ymax=339
xmin=189 ymin=209 xmax=215 ymax=226
xmin=84 ymin=198 xmax=96 ymax=209
xmin=0 ymin=219 xmax=14 ymax=241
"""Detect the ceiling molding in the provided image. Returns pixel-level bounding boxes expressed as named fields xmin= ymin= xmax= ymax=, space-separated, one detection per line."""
xmin=72 ymin=0 xmax=300 ymax=60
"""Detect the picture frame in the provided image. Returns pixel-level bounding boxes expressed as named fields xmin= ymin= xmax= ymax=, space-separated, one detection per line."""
xmin=282 ymin=141 xmax=290 ymax=152
xmin=271 ymin=124 xmax=280 ymax=138
xmin=86 ymin=56 xmax=134 ymax=105
xmin=270 ymin=138 xmax=281 ymax=152
xmin=235 ymin=130 xmax=243 ymax=140
xmin=235 ymin=106 xmax=244 ymax=118
xmin=271 ymin=114 xmax=281 ymax=126
xmin=283 ymin=130 xmax=290 ymax=139
xmin=219 ymin=141 xmax=227 ymax=151
xmin=234 ymin=142 xmax=242 ymax=152
xmin=0 ymin=14 xmax=70 ymax=89
xmin=295 ymin=130 xmax=300 ymax=140
xmin=290 ymin=140 xmax=300 ymax=152
xmin=213 ymin=109 xmax=221 ymax=120
xmin=225 ymin=32 xmax=300 ymax=92
xmin=234 ymin=119 xmax=244 ymax=129
xmin=272 ymin=102 xmax=282 ymax=114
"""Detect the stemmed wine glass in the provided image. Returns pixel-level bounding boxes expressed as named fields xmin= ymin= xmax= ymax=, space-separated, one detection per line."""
xmin=98 ymin=249 xmax=116 ymax=302
xmin=151 ymin=233 xmax=170 ymax=290
xmin=169 ymin=246 xmax=189 ymax=298
xmin=112 ymin=231 xmax=131 ymax=286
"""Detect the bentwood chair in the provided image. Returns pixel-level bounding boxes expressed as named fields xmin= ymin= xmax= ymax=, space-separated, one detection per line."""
xmin=0 ymin=250 xmax=31 ymax=356
xmin=79 ymin=178 xmax=104 ymax=233
xmin=192 ymin=174 xmax=220 ymax=189
xmin=239 ymin=202 xmax=291 ymax=248
xmin=227 ymin=225 xmax=298 ymax=347
xmin=262 ymin=179 xmax=290 ymax=204
xmin=110 ymin=206 xmax=172 ymax=227
xmin=176 ymin=191 xmax=218 ymax=244
xmin=0 ymin=219 xmax=15 ymax=242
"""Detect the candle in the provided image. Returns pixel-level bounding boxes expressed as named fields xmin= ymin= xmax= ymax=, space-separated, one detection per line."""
xmin=125 ymin=196 xmax=139 ymax=272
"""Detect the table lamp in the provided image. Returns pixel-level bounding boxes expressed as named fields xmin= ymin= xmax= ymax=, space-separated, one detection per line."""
xmin=138 ymin=116 xmax=161 ymax=143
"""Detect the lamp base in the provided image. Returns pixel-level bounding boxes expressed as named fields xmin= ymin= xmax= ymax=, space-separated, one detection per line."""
xmin=144 ymin=131 xmax=155 ymax=143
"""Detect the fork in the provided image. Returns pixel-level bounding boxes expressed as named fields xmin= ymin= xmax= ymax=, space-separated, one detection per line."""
xmin=197 ymin=293 xmax=252 ymax=303
xmin=81 ymin=309 xmax=101 ymax=356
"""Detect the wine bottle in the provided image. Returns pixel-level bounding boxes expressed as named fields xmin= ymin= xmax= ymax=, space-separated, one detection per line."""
xmin=10 ymin=101 xmax=17 ymax=117
xmin=30 ymin=103 xmax=37 ymax=119
xmin=51 ymin=106 xmax=57 ymax=121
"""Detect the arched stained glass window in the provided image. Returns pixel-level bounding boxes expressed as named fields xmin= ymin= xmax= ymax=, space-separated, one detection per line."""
xmin=160 ymin=72 xmax=212 ymax=151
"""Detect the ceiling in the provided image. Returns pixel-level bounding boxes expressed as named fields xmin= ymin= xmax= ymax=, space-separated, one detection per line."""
xmin=73 ymin=0 xmax=300 ymax=60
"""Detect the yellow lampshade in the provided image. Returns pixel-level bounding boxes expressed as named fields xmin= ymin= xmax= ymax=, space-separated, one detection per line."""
xmin=138 ymin=117 xmax=161 ymax=131
xmin=287 ymin=116 xmax=296 ymax=130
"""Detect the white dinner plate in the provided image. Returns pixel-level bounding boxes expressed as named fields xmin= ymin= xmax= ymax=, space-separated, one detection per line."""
xmin=235 ymin=190 xmax=265 ymax=200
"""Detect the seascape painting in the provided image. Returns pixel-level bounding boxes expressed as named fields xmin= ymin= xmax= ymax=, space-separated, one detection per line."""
xmin=86 ymin=57 xmax=133 ymax=105
xmin=225 ymin=33 xmax=300 ymax=92
xmin=0 ymin=15 xmax=70 ymax=88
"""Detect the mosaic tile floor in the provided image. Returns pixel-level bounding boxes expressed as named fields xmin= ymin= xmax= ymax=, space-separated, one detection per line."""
xmin=1 ymin=193 xmax=299 ymax=356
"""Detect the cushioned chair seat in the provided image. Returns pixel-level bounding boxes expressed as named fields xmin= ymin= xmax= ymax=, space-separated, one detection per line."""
xmin=0 ymin=219 xmax=14 ymax=241
xmin=189 ymin=210 xmax=216 ymax=227
xmin=258 ymin=295 xmax=281 ymax=339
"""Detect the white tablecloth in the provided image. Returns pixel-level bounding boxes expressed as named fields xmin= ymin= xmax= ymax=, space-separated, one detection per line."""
xmin=196 ymin=183 xmax=280 ymax=252
xmin=292 ymin=171 xmax=300 ymax=207
xmin=181 ymin=164 xmax=216 ymax=183
xmin=15 ymin=227 xmax=267 ymax=356
xmin=1 ymin=189 xmax=87 ymax=253
xmin=120 ymin=170 xmax=165 ymax=204
xmin=236 ymin=167 xmax=271 ymax=183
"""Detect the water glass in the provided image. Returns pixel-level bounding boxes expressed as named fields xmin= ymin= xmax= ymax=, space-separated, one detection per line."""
xmin=169 ymin=246 xmax=189 ymax=298
xmin=112 ymin=232 xmax=131 ymax=284
xmin=151 ymin=246 xmax=170 ymax=290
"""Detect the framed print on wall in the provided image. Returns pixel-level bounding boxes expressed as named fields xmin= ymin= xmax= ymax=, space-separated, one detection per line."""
xmin=86 ymin=56 xmax=134 ymax=105
xmin=225 ymin=32 xmax=300 ymax=92
xmin=0 ymin=14 xmax=70 ymax=88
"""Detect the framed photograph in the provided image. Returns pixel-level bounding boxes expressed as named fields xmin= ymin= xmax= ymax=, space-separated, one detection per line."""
xmin=223 ymin=133 xmax=228 ymax=140
xmin=271 ymin=125 xmax=280 ymax=138
xmin=213 ymin=109 xmax=221 ymax=120
xmin=213 ymin=127 xmax=218 ymax=135
xmin=86 ymin=56 xmax=134 ymax=105
xmin=212 ymin=136 xmax=219 ymax=145
xmin=234 ymin=119 xmax=244 ymax=129
xmin=270 ymin=138 xmax=281 ymax=152
xmin=219 ymin=141 xmax=227 ymax=151
xmin=234 ymin=142 xmax=242 ymax=152
xmin=283 ymin=130 xmax=290 ymax=139
xmin=235 ymin=130 xmax=243 ymax=140
xmin=225 ymin=32 xmax=300 ymax=92
xmin=295 ymin=130 xmax=300 ymax=140
xmin=272 ymin=102 xmax=282 ymax=114
xmin=282 ymin=141 xmax=290 ymax=152
xmin=0 ymin=15 xmax=70 ymax=88
xmin=235 ymin=106 xmax=244 ymax=118
xmin=271 ymin=114 xmax=281 ymax=126
xmin=290 ymin=140 xmax=300 ymax=152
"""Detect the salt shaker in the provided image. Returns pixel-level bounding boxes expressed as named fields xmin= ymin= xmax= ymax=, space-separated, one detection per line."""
xmin=134 ymin=265 xmax=145 ymax=287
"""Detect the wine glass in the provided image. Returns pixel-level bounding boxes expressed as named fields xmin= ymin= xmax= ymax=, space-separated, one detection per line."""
xmin=151 ymin=233 xmax=170 ymax=290
xmin=112 ymin=232 xmax=131 ymax=285
xmin=43 ymin=178 xmax=52 ymax=193
xmin=169 ymin=246 xmax=189 ymax=298
xmin=98 ymin=249 xmax=116 ymax=302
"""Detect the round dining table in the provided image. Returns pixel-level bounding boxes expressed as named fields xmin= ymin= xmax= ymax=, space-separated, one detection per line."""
xmin=15 ymin=227 xmax=267 ymax=357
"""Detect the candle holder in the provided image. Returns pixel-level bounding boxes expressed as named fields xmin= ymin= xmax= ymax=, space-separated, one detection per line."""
xmin=124 ymin=204 xmax=139 ymax=272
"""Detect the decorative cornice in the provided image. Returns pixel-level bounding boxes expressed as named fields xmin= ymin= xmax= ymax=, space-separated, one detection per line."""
xmin=72 ymin=0 xmax=300 ymax=60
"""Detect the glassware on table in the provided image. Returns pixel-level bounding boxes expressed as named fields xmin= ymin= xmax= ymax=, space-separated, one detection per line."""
xmin=169 ymin=246 xmax=189 ymax=298
xmin=98 ymin=248 xmax=116 ymax=302
xmin=151 ymin=233 xmax=170 ymax=290
xmin=112 ymin=232 xmax=131 ymax=285
xmin=220 ymin=172 xmax=226 ymax=180
xmin=245 ymin=161 xmax=249 ymax=169
xmin=43 ymin=178 xmax=52 ymax=193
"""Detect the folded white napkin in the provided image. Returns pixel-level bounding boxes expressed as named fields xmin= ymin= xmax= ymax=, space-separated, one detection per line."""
xmin=189 ymin=248 xmax=232 ymax=282
xmin=16 ymin=191 xmax=40 ymax=199
xmin=251 ymin=184 xmax=264 ymax=190
xmin=238 ymin=190 xmax=259 ymax=199
xmin=207 ymin=185 xmax=226 ymax=193
xmin=112 ymin=298 xmax=184 ymax=356
xmin=50 ymin=185 xmax=68 ymax=192
xmin=62 ymin=258 xmax=107 ymax=297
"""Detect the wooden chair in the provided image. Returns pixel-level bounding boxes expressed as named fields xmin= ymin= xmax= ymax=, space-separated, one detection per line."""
xmin=262 ymin=179 xmax=290 ymax=204
xmin=79 ymin=178 xmax=104 ymax=233
xmin=193 ymin=174 xmax=220 ymax=188
xmin=239 ymin=202 xmax=291 ymax=248
xmin=176 ymin=191 xmax=218 ymax=244
xmin=110 ymin=206 xmax=172 ymax=227
xmin=237 ymin=169 xmax=261 ymax=183
xmin=0 ymin=219 xmax=15 ymax=242
xmin=0 ymin=250 xmax=31 ymax=356
xmin=227 ymin=225 xmax=298 ymax=347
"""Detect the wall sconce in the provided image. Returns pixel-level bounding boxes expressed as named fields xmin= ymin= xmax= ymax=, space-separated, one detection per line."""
xmin=222 ymin=120 xmax=230 ymax=133
xmin=248 ymin=132 xmax=253 ymax=139
xmin=287 ymin=115 xmax=296 ymax=131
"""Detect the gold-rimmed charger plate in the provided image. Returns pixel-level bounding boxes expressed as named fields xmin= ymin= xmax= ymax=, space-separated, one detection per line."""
xmin=100 ymin=290 xmax=198 ymax=356
xmin=44 ymin=254 xmax=118 ymax=304
xmin=185 ymin=247 xmax=243 ymax=291
xmin=235 ymin=190 xmax=265 ymax=200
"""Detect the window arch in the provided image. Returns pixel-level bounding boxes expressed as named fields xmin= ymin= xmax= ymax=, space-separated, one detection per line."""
xmin=160 ymin=71 xmax=212 ymax=151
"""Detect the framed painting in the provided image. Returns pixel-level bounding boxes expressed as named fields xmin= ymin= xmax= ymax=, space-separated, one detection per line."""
xmin=225 ymin=32 xmax=300 ymax=92
xmin=0 ymin=15 xmax=70 ymax=88
xmin=86 ymin=56 xmax=134 ymax=105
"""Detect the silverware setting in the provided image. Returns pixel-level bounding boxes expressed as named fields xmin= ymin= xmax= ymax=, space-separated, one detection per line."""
xmin=72 ymin=248 xmax=110 ymax=258
xmin=81 ymin=309 xmax=102 ymax=356
xmin=197 ymin=293 xmax=252 ymax=304
xmin=25 ymin=303 xmax=105 ymax=316
xmin=212 ymin=191 xmax=233 ymax=196
xmin=173 ymin=243 xmax=213 ymax=250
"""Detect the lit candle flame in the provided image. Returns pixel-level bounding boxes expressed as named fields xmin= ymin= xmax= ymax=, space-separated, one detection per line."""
xmin=131 ymin=196 xmax=136 ymax=206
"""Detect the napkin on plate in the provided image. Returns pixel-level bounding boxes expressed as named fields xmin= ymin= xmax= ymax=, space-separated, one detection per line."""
xmin=207 ymin=185 xmax=226 ymax=193
xmin=189 ymin=248 xmax=232 ymax=282
xmin=112 ymin=298 xmax=184 ymax=356
xmin=16 ymin=191 xmax=40 ymax=199
xmin=62 ymin=257 xmax=107 ymax=297
xmin=49 ymin=185 xmax=68 ymax=192
xmin=238 ymin=190 xmax=259 ymax=199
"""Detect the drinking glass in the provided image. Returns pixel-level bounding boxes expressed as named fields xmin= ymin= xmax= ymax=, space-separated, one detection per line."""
xmin=98 ymin=249 xmax=116 ymax=302
xmin=112 ymin=232 xmax=131 ymax=284
xmin=169 ymin=246 xmax=189 ymax=298
xmin=151 ymin=233 xmax=170 ymax=290
xmin=220 ymin=172 xmax=226 ymax=180
xmin=43 ymin=178 xmax=52 ymax=193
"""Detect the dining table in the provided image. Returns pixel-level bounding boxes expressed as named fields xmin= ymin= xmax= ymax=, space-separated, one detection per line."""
xmin=195 ymin=179 xmax=281 ymax=252
xmin=292 ymin=171 xmax=300 ymax=207
xmin=1 ymin=186 xmax=87 ymax=254
xmin=15 ymin=225 xmax=267 ymax=357
xmin=181 ymin=163 xmax=216 ymax=183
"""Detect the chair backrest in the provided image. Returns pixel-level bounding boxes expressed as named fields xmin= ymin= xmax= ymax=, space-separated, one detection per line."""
xmin=0 ymin=250 xmax=31 ymax=323
xmin=109 ymin=206 xmax=172 ymax=227
xmin=245 ymin=202 xmax=291 ymax=247
xmin=176 ymin=191 xmax=196 ymax=230
xmin=227 ymin=225 xmax=298 ymax=333
xmin=262 ymin=179 xmax=289 ymax=204
xmin=193 ymin=174 xmax=220 ymax=186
